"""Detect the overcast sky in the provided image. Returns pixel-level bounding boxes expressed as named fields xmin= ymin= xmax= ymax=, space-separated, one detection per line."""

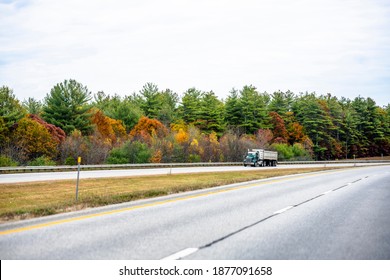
xmin=1 ymin=0 xmax=389 ymax=106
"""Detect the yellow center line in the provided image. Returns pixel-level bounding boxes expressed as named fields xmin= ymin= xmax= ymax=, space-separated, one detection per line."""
xmin=0 ymin=169 xmax=341 ymax=236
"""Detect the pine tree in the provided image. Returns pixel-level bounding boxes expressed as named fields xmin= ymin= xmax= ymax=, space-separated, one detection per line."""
xmin=292 ymin=92 xmax=329 ymax=159
xmin=139 ymin=82 xmax=160 ymax=119
xmin=155 ymin=88 xmax=179 ymax=126
xmin=225 ymin=88 xmax=243 ymax=130
xmin=43 ymin=79 xmax=93 ymax=135
xmin=269 ymin=90 xmax=295 ymax=116
xmin=0 ymin=86 xmax=26 ymax=127
xmin=196 ymin=91 xmax=225 ymax=135
xmin=180 ymin=88 xmax=203 ymax=124
xmin=23 ymin=97 xmax=42 ymax=115
xmin=239 ymin=85 xmax=270 ymax=134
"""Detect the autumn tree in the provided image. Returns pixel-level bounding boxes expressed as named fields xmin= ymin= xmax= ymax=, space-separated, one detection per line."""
xmin=199 ymin=131 xmax=222 ymax=162
xmin=27 ymin=114 xmax=66 ymax=144
xmin=219 ymin=132 xmax=241 ymax=161
xmin=90 ymin=108 xmax=126 ymax=144
xmin=129 ymin=116 xmax=168 ymax=144
xmin=11 ymin=117 xmax=59 ymax=163
xmin=269 ymin=111 xmax=288 ymax=143
xmin=255 ymin=129 xmax=273 ymax=148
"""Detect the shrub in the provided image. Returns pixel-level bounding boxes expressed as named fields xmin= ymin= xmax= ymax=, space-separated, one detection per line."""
xmin=64 ymin=156 xmax=77 ymax=165
xmin=106 ymin=140 xmax=151 ymax=164
xmin=28 ymin=156 xmax=56 ymax=166
xmin=0 ymin=155 xmax=18 ymax=167
xmin=106 ymin=147 xmax=129 ymax=164
xmin=271 ymin=143 xmax=312 ymax=161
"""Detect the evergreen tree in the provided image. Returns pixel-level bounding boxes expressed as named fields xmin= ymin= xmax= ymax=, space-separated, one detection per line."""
xmin=224 ymin=88 xmax=243 ymax=130
xmin=93 ymin=92 xmax=143 ymax=132
xmin=351 ymin=97 xmax=387 ymax=156
xmin=339 ymin=98 xmax=360 ymax=158
xmin=0 ymin=86 xmax=26 ymax=127
xmin=155 ymin=88 xmax=179 ymax=126
xmin=138 ymin=83 xmax=179 ymax=125
xmin=292 ymin=92 xmax=329 ymax=159
xmin=268 ymin=90 xmax=295 ymax=116
xmin=196 ymin=91 xmax=225 ymax=135
xmin=23 ymin=97 xmax=42 ymax=115
xmin=43 ymin=79 xmax=92 ymax=135
xmin=239 ymin=85 xmax=270 ymax=134
xmin=139 ymin=82 xmax=160 ymax=119
xmin=180 ymin=88 xmax=203 ymax=124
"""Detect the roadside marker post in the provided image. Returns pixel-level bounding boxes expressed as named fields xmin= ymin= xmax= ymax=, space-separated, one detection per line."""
xmin=76 ymin=157 xmax=81 ymax=201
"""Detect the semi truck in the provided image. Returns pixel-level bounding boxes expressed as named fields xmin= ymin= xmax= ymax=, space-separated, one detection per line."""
xmin=243 ymin=149 xmax=278 ymax=167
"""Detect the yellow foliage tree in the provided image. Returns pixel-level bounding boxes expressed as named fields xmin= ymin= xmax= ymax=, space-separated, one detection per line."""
xmin=175 ymin=128 xmax=189 ymax=144
xmin=12 ymin=117 xmax=58 ymax=162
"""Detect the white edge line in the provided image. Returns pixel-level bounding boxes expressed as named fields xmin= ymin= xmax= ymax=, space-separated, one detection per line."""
xmin=161 ymin=247 xmax=199 ymax=260
xmin=273 ymin=206 xmax=294 ymax=215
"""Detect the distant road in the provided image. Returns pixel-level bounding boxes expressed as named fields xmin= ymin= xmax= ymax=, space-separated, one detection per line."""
xmin=0 ymin=162 xmax=388 ymax=183
xmin=1 ymin=165 xmax=389 ymax=259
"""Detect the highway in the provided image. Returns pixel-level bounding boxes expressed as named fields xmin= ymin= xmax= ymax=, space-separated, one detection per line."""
xmin=0 ymin=162 xmax=388 ymax=183
xmin=0 ymin=165 xmax=389 ymax=259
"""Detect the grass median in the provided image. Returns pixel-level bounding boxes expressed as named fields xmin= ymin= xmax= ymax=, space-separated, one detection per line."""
xmin=0 ymin=167 xmax=344 ymax=222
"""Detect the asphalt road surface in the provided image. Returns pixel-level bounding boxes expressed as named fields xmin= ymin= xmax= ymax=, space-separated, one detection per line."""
xmin=1 ymin=162 xmax=388 ymax=183
xmin=0 ymin=165 xmax=389 ymax=259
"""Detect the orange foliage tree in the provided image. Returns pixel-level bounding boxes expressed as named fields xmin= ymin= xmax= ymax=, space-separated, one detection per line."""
xmin=90 ymin=109 xmax=126 ymax=144
xmin=288 ymin=122 xmax=306 ymax=144
xmin=130 ymin=116 xmax=168 ymax=144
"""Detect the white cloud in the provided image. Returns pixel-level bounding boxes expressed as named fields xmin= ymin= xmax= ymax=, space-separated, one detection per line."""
xmin=0 ymin=0 xmax=389 ymax=106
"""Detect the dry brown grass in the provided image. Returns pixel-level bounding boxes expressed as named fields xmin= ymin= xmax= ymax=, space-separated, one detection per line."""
xmin=0 ymin=167 xmax=342 ymax=222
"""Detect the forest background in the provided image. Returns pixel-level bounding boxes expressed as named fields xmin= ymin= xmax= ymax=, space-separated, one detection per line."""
xmin=1 ymin=79 xmax=389 ymax=166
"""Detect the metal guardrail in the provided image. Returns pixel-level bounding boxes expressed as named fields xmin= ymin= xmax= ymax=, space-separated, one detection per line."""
xmin=1 ymin=160 xmax=389 ymax=174
xmin=0 ymin=162 xmax=240 ymax=174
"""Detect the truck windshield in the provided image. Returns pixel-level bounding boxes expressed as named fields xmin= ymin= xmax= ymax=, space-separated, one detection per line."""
xmin=246 ymin=153 xmax=255 ymax=158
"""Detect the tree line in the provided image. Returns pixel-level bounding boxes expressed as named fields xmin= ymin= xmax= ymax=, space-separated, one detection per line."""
xmin=1 ymin=80 xmax=389 ymax=166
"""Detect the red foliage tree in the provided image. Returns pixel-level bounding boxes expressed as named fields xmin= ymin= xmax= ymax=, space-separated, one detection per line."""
xmin=269 ymin=111 xmax=288 ymax=143
xmin=27 ymin=114 xmax=66 ymax=144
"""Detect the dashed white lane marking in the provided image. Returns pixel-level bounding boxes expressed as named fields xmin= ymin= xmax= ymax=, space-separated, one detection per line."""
xmin=161 ymin=247 xmax=199 ymax=260
xmin=322 ymin=190 xmax=333 ymax=195
xmin=273 ymin=206 xmax=294 ymax=215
